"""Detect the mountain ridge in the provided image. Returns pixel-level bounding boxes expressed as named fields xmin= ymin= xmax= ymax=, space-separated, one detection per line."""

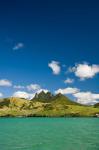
xmin=0 ymin=91 xmax=99 ymax=117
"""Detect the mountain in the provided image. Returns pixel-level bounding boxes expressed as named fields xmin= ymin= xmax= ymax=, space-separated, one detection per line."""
xmin=51 ymin=93 xmax=81 ymax=105
xmin=94 ymin=103 xmax=99 ymax=108
xmin=33 ymin=91 xmax=54 ymax=102
xmin=33 ymin=92 xmax=80 ymax=105
xmin=0 ymin=92 xmax=99 ymax=117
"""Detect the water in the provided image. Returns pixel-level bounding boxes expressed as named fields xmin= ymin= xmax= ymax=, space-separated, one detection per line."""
xmin=0 ymin=118 xmax=99 ymax=150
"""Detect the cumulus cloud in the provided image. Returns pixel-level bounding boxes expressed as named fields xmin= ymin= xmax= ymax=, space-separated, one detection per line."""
xmin=13 ymin=85 xmax=25 ymax=89
xmin=0 ymin=79 xmax=12 ymax=87
xmin=69 ymin=62 xmax=99 ymax=80
xmin=27 ymin=84 xmax=41 ymax=91
xmin=55 ymin=85 xmax=99 ymax=105
xmin=64 ymin=78 xmax=74 ymax=84
xmin=0 ymin=92 xmax=3 ymax=97
xmin=13 ymin=87 xmax=49 ymax=100
xmin=13 ymin=83 xmax=48 ymax=95
xmin=55 ymin=87 xmax=79 ymax=95
xmin=13 ymin=43 xmax=24 ymax=50
xmin=13 ymin=91 xmax=35 ymax=100
xmin=48 ymin=61 xmax=61 ymax=75
xmin=73 ymin=92 xmax=99 ymax=105
xmin=37 ymin=89 xmax=48 ymax=94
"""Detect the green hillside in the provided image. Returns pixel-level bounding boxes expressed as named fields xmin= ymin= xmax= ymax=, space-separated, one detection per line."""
xmin=0 ymin=92 xmax=99 ymax=117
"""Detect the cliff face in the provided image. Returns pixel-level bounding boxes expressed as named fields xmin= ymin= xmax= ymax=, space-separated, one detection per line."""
xmin=0 ymin=92 xmax=99 ymax=117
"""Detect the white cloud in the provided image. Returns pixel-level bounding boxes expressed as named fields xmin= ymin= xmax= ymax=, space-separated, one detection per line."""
xmin=13 ymin=43 xmax=24 ymax=50
xmin=55 ymin=85 xmax=99 ymax=105
xmin=13 ymin=85 xmax=25 ymax=89
xmin=27 ymin=84 xmax=41 ymax=91
xmin=64 ymin=78 xmax=74 ymax=84
xmin=37 ymin=89 xmax=49 ymax=94
xmin=55 ymin=87 xmax=79 ymax=95
xmin=0 ymin=92 xmax=3 ymax=97
xmin=0 ymin=79 xmax=12 ymax=87
xmin=48 ymin=61 xmax=61 ymax=75
xmin=73 ymin=92 xmax=99 ymax=105
xmin=70 ymin=62 xmax=99 ymax=80
xmin=13 ymin=91 xmax=35 ymax=100
xmin=13 ymin=83 xmax=48 ymax=95
xmin=13 ymin=88 xmax=49 ymax=100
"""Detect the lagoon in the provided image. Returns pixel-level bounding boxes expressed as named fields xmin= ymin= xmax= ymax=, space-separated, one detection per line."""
xmin=0 ymin=118 xmax=99 ymax=150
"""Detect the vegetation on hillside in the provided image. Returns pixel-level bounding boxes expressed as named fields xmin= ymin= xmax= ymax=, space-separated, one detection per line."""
xmin=0 ymin=92 xmax=99 ymax=117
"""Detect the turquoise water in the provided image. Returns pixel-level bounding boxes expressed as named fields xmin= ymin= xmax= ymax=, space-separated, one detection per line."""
xmin=0 ymin=118 xmax=99 ymax=150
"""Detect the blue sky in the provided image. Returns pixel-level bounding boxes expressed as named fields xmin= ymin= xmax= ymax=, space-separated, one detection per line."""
xmin=0 ymin=0 xmax=99 ymax=104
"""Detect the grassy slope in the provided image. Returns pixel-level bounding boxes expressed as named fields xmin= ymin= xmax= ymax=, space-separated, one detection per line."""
xmin=0 ymin=96 xmax=99 ymax=117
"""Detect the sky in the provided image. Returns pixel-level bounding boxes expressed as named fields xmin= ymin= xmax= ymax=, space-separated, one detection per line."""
xmin=0 ymin=0 xmax=99 ymax=104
